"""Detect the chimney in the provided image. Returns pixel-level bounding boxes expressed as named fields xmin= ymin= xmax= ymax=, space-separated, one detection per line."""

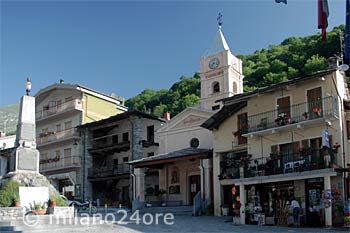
xmin=59 ymin=79 xmax=64 ymax=84
xmin=164 ymin=112 xmax=171 ymax=121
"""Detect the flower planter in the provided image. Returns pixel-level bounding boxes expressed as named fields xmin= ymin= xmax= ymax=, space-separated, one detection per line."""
xmin=33 ymin=209 xmax=46 ymax=215
xmin=15 ymin=201 xmax=21 ymax=207
xmin=51 ymin=201 xmax=57 ymax=207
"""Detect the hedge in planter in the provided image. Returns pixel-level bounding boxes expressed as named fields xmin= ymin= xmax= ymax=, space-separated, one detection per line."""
xmin=0 ymin=180 xmax=21 ymax=207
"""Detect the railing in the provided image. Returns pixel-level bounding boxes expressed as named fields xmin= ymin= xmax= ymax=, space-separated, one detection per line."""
xmin=219 ymin=149 xmax=338 ymax=180
xmin=39 ymin=155 xmax=81 ymax=171
xmin=36 ymin=99 xmax=82 ymax=120
xmin=246 ymin=96 xmax=338 ymax=134
xmin=36 ymin=128 xmax=79 ymax=145
xmin=88 ymin=163 xmax=130 ymax=178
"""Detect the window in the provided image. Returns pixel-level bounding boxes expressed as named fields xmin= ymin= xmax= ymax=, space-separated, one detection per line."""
xmin=112 ymin=135 xmax=118 ymax=144
xmin=232 ymin=82 xmax=238 ymax=94
xmin=65 ymin=96 xmax=73 ymax=102
xmin=55 ymin=150 xmax=61 ymax=159
xmin=56 ymin=124 xmax=61 ymax=132
xmin=64 ymin=121 xmax=72 ymax=130
xmin=237 ymin=113 xmax=248 ymax=145
xmin=190 ymin=138 xmax=199 ymax=148
xmin=212 ymin=105 xmax=220 ymax=111
xmin=307 ymin=87 xmax=323 ymax=118
xmin=277 ymin=96 xmax=291 ymax=118
xmin=347 ymin=121 xmax=350 ymax=140
xmin=213 ymin=82 xmax=220 ymax=93
xmin=56 ymin=99 xmax=62 ymax=110
xmin=148 ymin=152 xmax=154 ymax=157
xmin=123 ymin=157 xmax=129 ymax=162
xmin=63 ymin=148 xmax=71 ymax=158
xmin=147 ymin=125 xmax=154 ymax=142
xmin=122 ymin=132 xmax=129 ymax=142
xmin=113 ymin=159 xmax=118 ymax=168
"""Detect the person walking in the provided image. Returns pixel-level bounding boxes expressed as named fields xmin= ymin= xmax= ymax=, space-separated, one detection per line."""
xmin=291 ymin=198 xmax=301 ymax=227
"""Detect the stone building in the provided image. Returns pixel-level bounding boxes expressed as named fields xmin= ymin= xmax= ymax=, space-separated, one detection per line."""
xmin=77 ymin=110 xmax=164 ymax=206
xmin=34 ymin=81 xmax=127 ymax=200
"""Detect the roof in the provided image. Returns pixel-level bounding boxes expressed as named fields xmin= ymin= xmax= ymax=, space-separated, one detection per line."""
xmin=34 ymin=83 xmax=125 ymax=106
xmin=202 ymin=68 xmax=339 ymax=130
xmin=219 ymin=68 xmax=337 ymax=105
xmin=201 ymin=101 xmax=247 ymax=130
xmin=129 ymin=147 xmax=212 ymax=166
xmin=77 ymin=109 xmax=165 ymax=129
xmin=203 ymin=27 xmax=230 ymax=57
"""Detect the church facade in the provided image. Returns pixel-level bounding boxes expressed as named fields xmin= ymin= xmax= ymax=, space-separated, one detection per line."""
xmin=130 ymin=25 xmax=244 ymax=211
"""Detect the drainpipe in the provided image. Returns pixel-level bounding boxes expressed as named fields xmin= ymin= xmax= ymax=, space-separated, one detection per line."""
xmin=331 ymin=71 xmax=348 ymax=204
xmin=199 ymin=159 xmax=205 ymax=203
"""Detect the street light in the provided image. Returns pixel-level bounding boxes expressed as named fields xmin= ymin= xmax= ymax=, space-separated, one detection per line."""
xmin=26 ymin=77 xmax=32 ymax=96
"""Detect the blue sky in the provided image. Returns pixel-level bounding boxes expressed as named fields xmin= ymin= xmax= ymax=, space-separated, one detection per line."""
xmin=0 ymin=0 xmax=347 ymax=106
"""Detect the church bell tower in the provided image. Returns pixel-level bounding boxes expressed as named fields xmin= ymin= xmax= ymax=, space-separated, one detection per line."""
xmin=200 ymin=18 xmax=244 ymax=110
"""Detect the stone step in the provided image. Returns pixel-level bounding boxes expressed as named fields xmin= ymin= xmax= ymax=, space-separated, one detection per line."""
xmin=140 ymin=206 xmax=193 ymax=216
xmin=0 ymin=222 xmax=12 ymax=226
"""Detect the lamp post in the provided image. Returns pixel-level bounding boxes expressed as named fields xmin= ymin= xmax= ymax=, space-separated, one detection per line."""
xmin=26 ymin=77 xmax=31 ymax=96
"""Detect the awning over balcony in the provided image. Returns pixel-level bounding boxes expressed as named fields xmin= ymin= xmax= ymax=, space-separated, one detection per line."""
xmin=130 ymin=148 xmax=212 ymax=168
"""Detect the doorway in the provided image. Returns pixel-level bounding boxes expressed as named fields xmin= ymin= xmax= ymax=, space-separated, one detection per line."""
xmin=189 ymin=175 xmax=200 ymax=205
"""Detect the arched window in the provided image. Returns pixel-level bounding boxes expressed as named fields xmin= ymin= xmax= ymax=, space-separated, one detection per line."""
xmin=232 ymin=82 xmax=238 ymax=94
xmin=213 ymin=82 xmax=220 ymax=93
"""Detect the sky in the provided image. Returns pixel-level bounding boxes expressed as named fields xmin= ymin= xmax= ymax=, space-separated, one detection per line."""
xmin=0 ymin=0 xmax=347 ymax=106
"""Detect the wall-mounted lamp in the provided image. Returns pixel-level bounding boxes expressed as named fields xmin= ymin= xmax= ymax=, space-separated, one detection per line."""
xmin=26 ymin=77 xmax=32 ymax=96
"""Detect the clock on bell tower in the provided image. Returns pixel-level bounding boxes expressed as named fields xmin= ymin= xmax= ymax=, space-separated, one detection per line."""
xmin=199 ymin=25 xmax=244 ymax=111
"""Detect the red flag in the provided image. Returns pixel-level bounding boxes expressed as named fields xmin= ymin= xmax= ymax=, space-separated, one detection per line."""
xmin=318 ymin=0 xmax=329 ymax=41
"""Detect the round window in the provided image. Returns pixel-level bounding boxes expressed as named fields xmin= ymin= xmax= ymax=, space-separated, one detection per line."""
xmin=190 ymin=138 xmax=199 ymax=148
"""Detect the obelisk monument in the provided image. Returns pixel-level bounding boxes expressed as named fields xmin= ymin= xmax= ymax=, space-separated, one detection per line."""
xmin=9 ymin=78 xmax=39 ymax=172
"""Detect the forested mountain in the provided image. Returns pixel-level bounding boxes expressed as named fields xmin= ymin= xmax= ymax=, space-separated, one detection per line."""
xmin=126 ymin=25 xmax=347 ymax=117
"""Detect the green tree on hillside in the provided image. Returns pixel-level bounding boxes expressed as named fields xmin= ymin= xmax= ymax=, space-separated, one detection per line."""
xmin=126 ymin=25 xmax=347 ymax=117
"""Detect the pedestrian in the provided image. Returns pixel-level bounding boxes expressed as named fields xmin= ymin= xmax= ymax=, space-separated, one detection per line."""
xmin=291 ymin=198 xmax=300 ymax=227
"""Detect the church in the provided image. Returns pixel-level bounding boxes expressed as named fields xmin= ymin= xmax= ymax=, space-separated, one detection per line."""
xmin=130 ymin=23 xmax=244 ymax=211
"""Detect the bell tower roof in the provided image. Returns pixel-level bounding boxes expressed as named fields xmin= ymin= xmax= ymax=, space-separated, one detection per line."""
xmin=204 ymin=27 xmax=230 ymax=57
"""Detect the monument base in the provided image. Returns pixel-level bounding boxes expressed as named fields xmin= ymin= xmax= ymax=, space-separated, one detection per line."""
xmin=14 ymin=147 xmax=39 ymax=172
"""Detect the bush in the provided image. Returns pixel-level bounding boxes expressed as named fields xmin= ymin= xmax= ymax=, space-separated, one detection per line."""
xmin=0 ymin=180 xmax=21 ymax=207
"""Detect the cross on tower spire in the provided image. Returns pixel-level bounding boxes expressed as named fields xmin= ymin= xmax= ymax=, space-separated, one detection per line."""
xmin=217 ymin=13 xmax=223 ymax=28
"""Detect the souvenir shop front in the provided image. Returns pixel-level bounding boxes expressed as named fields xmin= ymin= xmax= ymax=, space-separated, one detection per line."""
xmin=222 ymin=178 xmax=342 ymax=226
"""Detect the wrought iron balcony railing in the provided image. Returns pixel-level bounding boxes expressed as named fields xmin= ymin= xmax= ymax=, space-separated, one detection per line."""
xmin=88 ymin=163 xmax=130 ymax=178
xmin=245 ymin=96 xmax=338 ymax=134
xmin=39 ymin=155 xmax=81 ymax=172
xmin=219 ymin=149 xmax=339 ymax=180
xmin=36 ymin=99 xmax=83 ymax=120
xmin=36 ymin=127 xmax=79 ymax=146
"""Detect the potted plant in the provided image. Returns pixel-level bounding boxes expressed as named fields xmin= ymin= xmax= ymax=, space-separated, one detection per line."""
xmin=30 ymin=201 xmax=47 ymax=215
xmin=302 ymin=112 xmax=308 ymax=120
xmin=14 ymin=196 xmax=21 ymax=207
xmin=50 ymin=198 xmax=57 ymax=207
xmin=158 ymin=189 xmax=167 ymax=206
xmin=312 ymin=107 xmax=322 ymax=117
xmin=221 ymin=204 xmax=230 ymax=216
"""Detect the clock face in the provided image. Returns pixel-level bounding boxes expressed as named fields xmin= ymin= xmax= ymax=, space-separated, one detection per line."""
xmin=209 ymin=58 xmax=220 ymax=69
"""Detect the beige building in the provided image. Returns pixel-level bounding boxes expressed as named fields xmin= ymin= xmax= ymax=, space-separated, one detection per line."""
xmin=35 ymin=81 xmax=127 ymax=199
xmin=77 ymin=110 xmax=164 ymax=206
xmin=202 ymin=61 xmax=350 ymax=227
xmin=130 ymin=25 xmax=244 ymax=212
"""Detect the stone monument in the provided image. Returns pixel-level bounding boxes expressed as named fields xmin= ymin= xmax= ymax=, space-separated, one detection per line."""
xmin=1 ymin=78 xmax=60 ymax=203
xmin=9 ymin=93 xmax=39 ymax=172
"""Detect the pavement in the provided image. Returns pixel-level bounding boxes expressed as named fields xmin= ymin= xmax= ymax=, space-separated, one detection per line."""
xmin=1 ymin=214 xmax=349 ymax=233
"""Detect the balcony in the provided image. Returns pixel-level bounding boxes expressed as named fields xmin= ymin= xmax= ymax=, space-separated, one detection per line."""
xmin=244 ymin=96 xmax=338 ymax=136
xmin=36 ymin=128 xmax=79 ymax=147
xmin=89 ymin=140 xmax=130 ymax=153
xmin=36 ymin=99 xmax=83 ymax=122
xmin=39 ymin=155 xmax=81 ymax=173
xmin=218 ymin=149 xmax=339 ymax=181
xmin=88 ymin=164 xmax=130 ymax=179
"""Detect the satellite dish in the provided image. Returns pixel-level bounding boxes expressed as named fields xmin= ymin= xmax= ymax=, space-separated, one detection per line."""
xmin=339 ymin=64 xmax=349 ymax=72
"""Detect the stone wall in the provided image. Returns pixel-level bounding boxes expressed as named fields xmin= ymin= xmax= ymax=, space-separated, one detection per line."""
xmin=51 ymin=206 xmax=75 ymax=218
xmin=130 ymin=116 xmax=143 ymax=160
xmin=0 ymin=207 xmax=24 ymax=220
